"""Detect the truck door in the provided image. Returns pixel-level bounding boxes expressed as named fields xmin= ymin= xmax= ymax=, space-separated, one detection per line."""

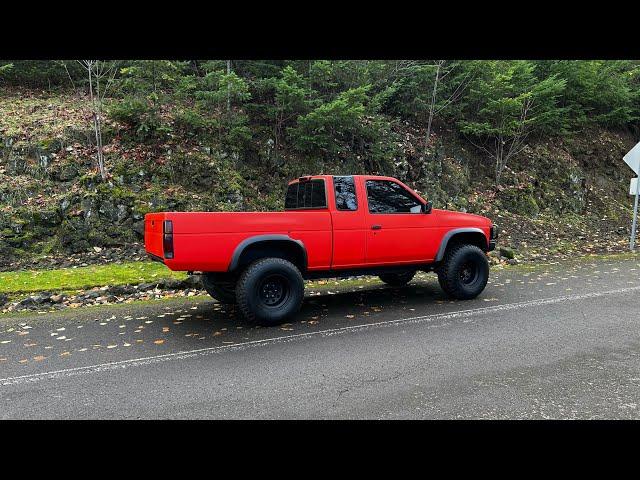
xmin=363 ymin=178 xmax=438 ymax=265
xmin=329 ymin=175 xmax=367 ymax=268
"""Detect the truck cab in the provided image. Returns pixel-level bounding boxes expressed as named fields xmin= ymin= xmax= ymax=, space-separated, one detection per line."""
xmin=145 ymin=175 xmax=497 ymax=325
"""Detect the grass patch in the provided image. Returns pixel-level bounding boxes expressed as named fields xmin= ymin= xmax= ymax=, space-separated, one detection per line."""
xmin=0 ymin=261 xmax=186 ymax=295
xmin=1 ymin=250 xmax=638 ymax=298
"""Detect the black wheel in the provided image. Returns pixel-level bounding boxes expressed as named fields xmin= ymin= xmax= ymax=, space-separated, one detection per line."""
xmin=379 ymin=270 xmax=416 ymax=287
xmin=202 ymin=273 xmax=237 ymax=304
xmin=236 ymin=257 xmax=304 ymax=326
xmin=437 ymin=244 xmax=489 ymax=300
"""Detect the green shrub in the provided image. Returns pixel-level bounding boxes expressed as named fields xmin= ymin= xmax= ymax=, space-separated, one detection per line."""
xmin=108 ymin=97 xmax=170 ymax=141
xmin=291 ymin=85 xmax=370 ymax=155
xmin=173 ymin=108 xmax=217 ymax=137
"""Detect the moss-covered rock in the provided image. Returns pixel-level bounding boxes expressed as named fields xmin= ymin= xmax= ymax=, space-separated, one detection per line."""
xmin=499 ymin=246 xmax=516 ymax=259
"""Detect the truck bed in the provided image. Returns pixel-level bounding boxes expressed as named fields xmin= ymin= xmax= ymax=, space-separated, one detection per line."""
xmin=145 ymin=211 xmax=333 ymax=272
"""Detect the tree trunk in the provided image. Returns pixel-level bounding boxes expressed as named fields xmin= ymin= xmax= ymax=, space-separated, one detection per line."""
xmin=274 ymin=110 xmax=281 ymax=164
xmin=226 ymin=60 xmax=232 ymax=113
xmin=96 ymin=73 xmax=106 ymax=181
xmin=425 ymin=61 xmax=442 ymax=155
xmin=87 ymin=65 xmax=107 ymax=181
xmin=152 ymin=61 xmax=157 ymax=95
xmin=495 ymin=137 xmax=504 ymax=186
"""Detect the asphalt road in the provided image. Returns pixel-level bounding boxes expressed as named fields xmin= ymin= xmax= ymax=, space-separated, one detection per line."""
xmin=2 ymin=255 xmax=640 ymax=419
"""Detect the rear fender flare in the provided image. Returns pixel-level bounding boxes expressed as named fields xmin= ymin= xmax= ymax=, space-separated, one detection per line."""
xmin=228 ymin=234 xmax=307 ymax=272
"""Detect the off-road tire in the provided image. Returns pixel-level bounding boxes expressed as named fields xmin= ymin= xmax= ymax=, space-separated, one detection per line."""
xmin=236 ymin=257 xmax=305 ymax=326
xmin=437 ymin=244 xmax=489 ymax=300
xmin=379 ymin=270 xmax=416 ymax=287
xmin=202 ymin=273 xmax=237 ymax=304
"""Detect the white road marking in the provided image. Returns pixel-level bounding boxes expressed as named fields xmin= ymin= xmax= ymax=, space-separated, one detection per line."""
xmin=1 ymin=284 xmax=640 ymax=387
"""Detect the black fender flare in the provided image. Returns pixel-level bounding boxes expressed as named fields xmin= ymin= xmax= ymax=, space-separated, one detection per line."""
xmin=228 ymin=234 xmax=307 ymax=271
xmin=434 ymin=227 xmax=487 ymax=262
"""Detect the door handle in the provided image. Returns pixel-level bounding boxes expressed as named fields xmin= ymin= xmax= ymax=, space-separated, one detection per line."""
xmin=371 ymin=224 xmax=382 ymax=230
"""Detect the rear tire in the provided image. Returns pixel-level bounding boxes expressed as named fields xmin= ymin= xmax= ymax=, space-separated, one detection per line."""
xmin=236 ymin=258 xmax=304 ymax=326
xmin=437 ymin=244 xmax=489 ymax=300
xmin=202 ymin=273 xmax=237 ymax=304
xmin=379 ymin=270 xmax=416 ymax=287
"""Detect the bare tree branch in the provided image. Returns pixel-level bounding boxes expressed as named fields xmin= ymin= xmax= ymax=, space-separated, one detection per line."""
xmin=77 ymin=60 xmax=119 ymax=181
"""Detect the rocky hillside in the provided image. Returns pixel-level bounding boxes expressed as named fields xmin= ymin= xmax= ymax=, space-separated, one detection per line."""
xmin=0 ymin=87 xmax=637 ymax=270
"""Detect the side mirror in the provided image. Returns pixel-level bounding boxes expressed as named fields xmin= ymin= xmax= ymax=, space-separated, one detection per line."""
xmin=422 ymin=201 xmax=433 ymax=214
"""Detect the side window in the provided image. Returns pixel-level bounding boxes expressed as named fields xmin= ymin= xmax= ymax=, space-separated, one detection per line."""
xmin=333 ymin=176 xmax=358 ymax=211
xmin=366 ymin=180 xmax=422 ymax=214
xmin=285 ymin=179 xmax=327 ymax=209
xmin=285 ymin=183 xmax=299 ymax=209
xmin=311 ymin=179 xmax=326 ymax=208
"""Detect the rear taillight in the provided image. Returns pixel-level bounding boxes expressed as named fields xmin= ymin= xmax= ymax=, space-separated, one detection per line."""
xmin=163 ymin=220 xmax=174 ymax=259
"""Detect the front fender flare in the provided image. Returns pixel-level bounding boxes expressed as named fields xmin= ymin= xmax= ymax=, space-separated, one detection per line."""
xmin=434 ymin=227 xmax=487 ymax=262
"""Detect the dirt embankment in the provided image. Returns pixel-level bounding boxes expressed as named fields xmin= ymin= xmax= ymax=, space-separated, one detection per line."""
xmin=1 ymin=89 xmax=638 ymax=269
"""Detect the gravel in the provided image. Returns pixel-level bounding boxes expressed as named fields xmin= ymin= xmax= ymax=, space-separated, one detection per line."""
xmin=1 ymin=275 xmax=206 ymax=314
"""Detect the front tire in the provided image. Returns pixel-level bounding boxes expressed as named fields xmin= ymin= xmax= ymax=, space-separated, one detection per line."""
xmin=437 ymin=244 xmax=489 ymax=300
xmin=202 ymin=273 xmax=237 ymax=304
xmin=379 ymin=270 xmax=416 ymax=287
xmin=236 ymin=258 xmax=305 ymax=326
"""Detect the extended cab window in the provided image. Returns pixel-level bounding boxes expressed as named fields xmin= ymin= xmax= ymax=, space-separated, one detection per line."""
xmin=366 ymin=180 xmax=423 ymax=214
xmin=333 ymin=176 xmax=358 ymax=211
xmin=285 ymin=179 xmax=327 ymax=209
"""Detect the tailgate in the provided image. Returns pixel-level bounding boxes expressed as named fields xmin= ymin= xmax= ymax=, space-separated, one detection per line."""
xmin=144 ymin=213 xmax=167 ymax=259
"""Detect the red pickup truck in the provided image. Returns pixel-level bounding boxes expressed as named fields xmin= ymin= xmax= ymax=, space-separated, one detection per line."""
xmin=145 ymin=175 xmax=497 ymax=325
